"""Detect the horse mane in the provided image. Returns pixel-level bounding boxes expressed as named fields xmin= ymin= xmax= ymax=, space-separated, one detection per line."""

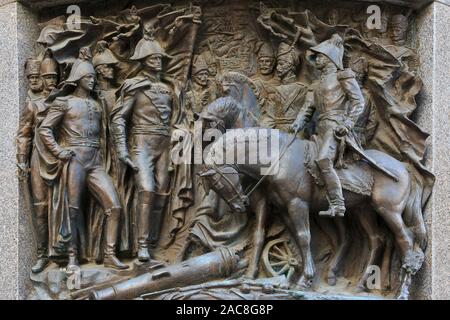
xmin=217 ymin=71 xmax=261 ymax=126
xmin=205 ymin=128 xmax=301 ymax=167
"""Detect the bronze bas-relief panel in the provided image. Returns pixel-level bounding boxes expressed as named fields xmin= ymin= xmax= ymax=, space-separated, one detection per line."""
xmin=18 ymin=0 xmax=433 ymax=300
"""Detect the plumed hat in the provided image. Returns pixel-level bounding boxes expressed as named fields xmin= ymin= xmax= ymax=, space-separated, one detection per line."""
xmin=93 ymin=41 xmax=119 ymax=67
xmin=307 ymin=34 xmax=344 ymax=70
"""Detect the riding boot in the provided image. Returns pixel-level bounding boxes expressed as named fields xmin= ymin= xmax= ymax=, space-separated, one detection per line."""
xmin=148 ymin=194 xmax=168 ymax=248
xmin=316 ymin=158 xmax=346 ymax=217
xmin=31 ymin=205 xmax=49 ymax=273
xmin=137 ymin=191 xmax=154 ymax=262
xmin=67 ymin=208 xmax=79 ymax=271
xmin=103 ymin=208 xmax=129 ymax=270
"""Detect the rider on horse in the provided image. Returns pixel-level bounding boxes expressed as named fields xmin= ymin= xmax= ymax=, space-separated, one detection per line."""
xmin=290 ymin=34 xmax=365 ymax=218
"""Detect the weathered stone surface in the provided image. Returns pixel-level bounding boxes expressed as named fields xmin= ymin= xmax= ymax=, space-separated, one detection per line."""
xmin=0 ymin=1 xmax=39 ymax=299
xmin=414 ymin=1 xmax=450 ymax=300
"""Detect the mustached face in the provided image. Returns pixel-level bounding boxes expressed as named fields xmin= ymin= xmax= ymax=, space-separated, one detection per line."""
xmin=28 ymin=75 xmax=42 ymax=92
xmin=42 ymin=74 xmax=58 ymax=91
xmin=193 ymin=70 xmax=209 ymax=87
xmin=144 ymin=54 xmax=162 ymax=72
xmin=276 ymin=59 xmax=294 ymax=78
xmin=258 ymin=56 xmax=275 ymax=75
xmin=97 ymin=64 xmax=115 ymax=80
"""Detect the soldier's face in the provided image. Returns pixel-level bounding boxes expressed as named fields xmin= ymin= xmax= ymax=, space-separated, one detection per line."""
xmin=78 ymin=74 xmax=96 ymax=92
xmin=276 ymin=59 xmax=293 ymax=78
xmin=208 ymin=64 xmax=217 ymax=77
xmin=42 ymin=74 xmax=58 ymax=91
xmin=98 ymin=64 xmax=114 ymax=80
xmin=258 ymin=56 xmax=275 ymax=75
xmin=194 ymin=70 xmax=209 ymax=87
xmin=391 ymin=25 xmax=406 ymax=43
xmin=28 ymin=74 xmax=42 ymax=92
xmin=314 ymin=53 xmax=329 ymax=70
xmin=144 ymin=54 xmax=162 ymax=72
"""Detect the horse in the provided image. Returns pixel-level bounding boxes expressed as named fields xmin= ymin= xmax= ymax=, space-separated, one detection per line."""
xmin=199 ymin=128 xmax=427 ymax=299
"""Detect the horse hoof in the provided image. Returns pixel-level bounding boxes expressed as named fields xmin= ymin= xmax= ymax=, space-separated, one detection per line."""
xmin=395 ymin=292 xmax=409 ymax=300
xmin=354 ymin=284 xmax=367 ymax=293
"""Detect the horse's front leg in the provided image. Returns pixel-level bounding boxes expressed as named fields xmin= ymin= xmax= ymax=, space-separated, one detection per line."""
xmin=246 ymin=192 xmax=268 ymax=279
xmin=327 ymin=217 xmax=349 ymax=286
xmin=287 ymin=198 xmax=315 ymax=289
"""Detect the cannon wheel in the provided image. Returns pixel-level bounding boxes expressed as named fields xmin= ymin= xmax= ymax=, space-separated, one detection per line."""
xmin=262 ymin=238 xmax=299 ymax=281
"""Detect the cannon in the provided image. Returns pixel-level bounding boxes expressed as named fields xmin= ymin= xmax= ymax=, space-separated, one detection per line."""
xmin=89 ymin=248 xmax=241 ymax=300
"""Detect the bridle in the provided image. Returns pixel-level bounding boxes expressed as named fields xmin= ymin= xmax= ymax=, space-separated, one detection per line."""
xmin=206 ymin=164 xmax=249 ymax=207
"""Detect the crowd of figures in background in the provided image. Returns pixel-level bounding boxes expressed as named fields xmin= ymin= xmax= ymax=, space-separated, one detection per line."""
xmin=17 ymin=0 xmax=434 ymax=300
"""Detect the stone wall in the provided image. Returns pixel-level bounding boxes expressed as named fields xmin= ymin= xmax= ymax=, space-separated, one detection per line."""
xmin=0 ymin=0 xmax=448 ymax=299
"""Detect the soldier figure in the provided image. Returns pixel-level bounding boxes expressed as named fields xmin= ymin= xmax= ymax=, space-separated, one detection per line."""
xmin=38 ymin=48 xmax=128 ymax=270
xmin=111 ymin=30 xmax=173 ymax=262
xmin=24 ymin=58 xmax=43 ymax=101
xmin=93 ymin=40 xmax=119 ymax=115
xmin=348 ymin=56 xmax=378 ymax=147
xmin=16 ymin=54 xmax=59 ymax=273
xmin=291 ymin=34 xmax=365 ymax=217
xmin=385 ymin=14 xmax=417 ymax=72
xmin=268 ymin=42 xmax=308 ymax=131
xmin=185 ymin=54 xmax=217 ymax=125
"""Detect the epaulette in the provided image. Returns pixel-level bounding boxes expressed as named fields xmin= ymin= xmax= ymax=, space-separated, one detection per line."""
xmin=116 ymin=77 xmax=152 ymax=98
xmin=337 ymin=68 xmax=356 ymax=80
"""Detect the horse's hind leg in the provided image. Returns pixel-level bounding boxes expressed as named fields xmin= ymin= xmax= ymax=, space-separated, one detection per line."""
xmin=327 ymin=217 xmax=349 ymax=286
xmin=246 ymin=192 xmax=268 ymax=279
xmin=286 ymin=198 xmax=315 ymax=289
xmin=355 ymin=207 xmax=385 ymax=292
xmin=374 ymin=205 xmax=415 ymax=299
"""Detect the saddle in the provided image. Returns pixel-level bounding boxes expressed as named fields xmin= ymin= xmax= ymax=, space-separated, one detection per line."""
xmin=304 ymin=135 xmax=374 ymax=196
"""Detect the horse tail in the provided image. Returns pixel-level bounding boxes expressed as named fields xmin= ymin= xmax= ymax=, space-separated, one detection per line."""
xmin=403 ymin=164 xmax=428 ymax=252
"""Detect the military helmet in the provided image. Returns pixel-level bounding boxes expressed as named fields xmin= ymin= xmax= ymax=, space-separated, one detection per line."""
xmin=192 ymin=54 xmax=209 ymax=75
xmin=276 ymin=42 xmax=300 ymax=67
xmin=40 ymin=53 xmax=59 ymax=77
xmin=256 ymin=42 xmax=275 ymax=59
xmin=25 ymin=58 xmax=41 ymax=77
xmin=130 ymin=25 xmax=172 ymax=61
xmin=65 ymin=47 xmax=95 ymax=83
xmin=93 ymin=41 xmax=119 ymax=68
xmin=308 ymin=34 xmax=344 ymax=70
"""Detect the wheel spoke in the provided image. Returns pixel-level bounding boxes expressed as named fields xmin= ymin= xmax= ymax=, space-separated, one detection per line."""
xmin=277 ymin=264 xmax=290 ymax=275
xmin=273 ymin=245 xmax=287 ymax=257
xmin=269 ymin=252 xmax=285 ymax=260
xmin=271 ymin=261 xmax=287 ymax=267
xmin=283 ymin=241 xmax=292 ymax=256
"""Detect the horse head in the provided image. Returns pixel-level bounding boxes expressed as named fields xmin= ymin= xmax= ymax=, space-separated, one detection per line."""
xmin=198 ymin=166 xmax=249 ymax=213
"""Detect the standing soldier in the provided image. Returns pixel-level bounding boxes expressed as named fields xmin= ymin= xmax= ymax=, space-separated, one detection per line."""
xmin=111 ymin=29 xmax=173 ymax=262
xmin=24 ymin=58 xmax=43 ymax=101
xmin=38 ymin=48 xmax=128 ymax=270
xmin=291 ymin=34 xmax=365 ymax=217
xmin=185 ymin=54 xmax=217 ymax=125
xmin=16 ymin=54 xmax=59 ymax=273
xmin=93 ymin=40 xmax=119 ymax=115
xmin=269 ymin=42 xmax=308 ymax=131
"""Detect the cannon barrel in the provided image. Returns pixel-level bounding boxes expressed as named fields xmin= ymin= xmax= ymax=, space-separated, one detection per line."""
xmin=89 ymin=248 xmax=240 ymax=300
